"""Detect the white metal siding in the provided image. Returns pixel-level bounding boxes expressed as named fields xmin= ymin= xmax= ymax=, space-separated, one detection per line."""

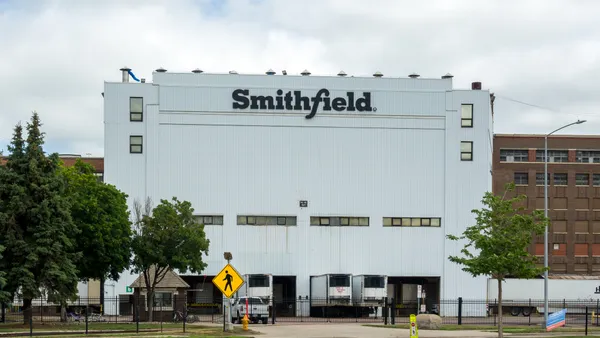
xmin=103 ymin=73 xmax=493 ymax=306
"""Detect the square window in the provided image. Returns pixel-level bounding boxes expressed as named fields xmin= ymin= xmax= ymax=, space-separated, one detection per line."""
xmin=514 ymin=172 xmax=529 ymax=185
xmin=340 ymin=217 xmax=349 ymax=226
xmin=401 ymin=218 xmax=411 ymax=226
xmin=431 ymin=218 xmax=441 ymax=227
xmin=214 ymin=216 xmax=223 ymax=225
xmin=359 ymin=217 xmax=369 ymax=226
xmin=319 ymin=217 xmax=330 ymax=226
xmin=349 ymin=217 xmax=359 ymax=226
xmin=411 ymin=218 xmax=421 ymax=226
xmin=576 ymin=173 xmax=590 ymax=186
xmin=383 ymin=218 xmax=392 ymax=226
xmin=277 ymin=217 xmax=286 ymax=225
xmin=247 ymin=216 xmax=256 ymax=225
xmin=594 ymin=174 xmax=600 ymax=186
xmin=203 ymin=216 xmax=213 ymax=225
xmin=392 ymin=218 xmax=402 ymax=226
xmin=536 ymin=173 xmax=550 ymax=185
xmin=130 ymin=135 xmax=143 ymax=154
xmin=460 ymin=141 xmax=473 ymax=161
xmin=554 ymin=173 xmax=568 ymax=186
xmin=461 ymin=104 xmax=473 ymax=128
xmin=421 ymin=218 xmax=431 ymax=226
xmin=130 ymin=97 xmax=143 ymax=122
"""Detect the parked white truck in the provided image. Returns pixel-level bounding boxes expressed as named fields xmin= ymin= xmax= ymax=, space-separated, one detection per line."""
xmin=230 ymin=296 xmax=269 ymax=324
xmin=487 ymin=277 xmax=600 ymax=316
xmin=310 ymin=274 xmax=353 ymax=317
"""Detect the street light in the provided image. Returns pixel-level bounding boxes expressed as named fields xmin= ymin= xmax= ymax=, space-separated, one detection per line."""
xmin=544 ymin=119 xmax=586 ymax=325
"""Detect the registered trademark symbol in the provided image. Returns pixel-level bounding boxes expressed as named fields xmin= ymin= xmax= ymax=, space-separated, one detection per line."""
xmin=373 ymin=107 xmax=377 ymax=112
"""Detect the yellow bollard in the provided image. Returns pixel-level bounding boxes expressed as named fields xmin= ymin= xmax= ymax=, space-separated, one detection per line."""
xmin=242 ymin=314 xmax=249 ymax=331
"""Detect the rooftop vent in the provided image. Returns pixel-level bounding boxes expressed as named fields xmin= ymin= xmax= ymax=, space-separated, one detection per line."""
xmin=192 ymin=68 xmax=203 ymax=73
xmin=155 ymin=67 xmax=167 ymax=73
xmin=337 ymin=71 xmax=347 ymax=77
xmin=373 ymin=71 xmax=383 ymax=78
xmin=472 ymin=82 xmax=482 ymax=90
xmin=409 ymin=73 xmax=420 ymax=78
xmin=300 ymin=69 xmax=311 ymax=76
xmin=282 ymin=70 xmax=287 ymax=75
xmin=441 ymin=73 xmax=454 ymax=79
xmin=229 ymin=70 xmax=238 ymax=74
xmin=266 ymin=69 xmax=276 ymax=75
xmin=141 ymin=78 xmax=146 ymax=83
xmin=119 ymin=67 xmax=131 ymax=83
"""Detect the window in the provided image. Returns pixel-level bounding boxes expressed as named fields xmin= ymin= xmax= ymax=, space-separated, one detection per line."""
xmin=329 ymin=275 xmax=350 ymax=287
xmin=129 ymin=135 xmax=143 ymax=154
xmin=576 ymin=173 xmax=590 ymax=186
xmin=499 ymin=149 xmax=528 ymax=162
xmin=514 ymin=172 xmax=529 ymax=185
xmin=94 ymin=172 xmax=104 ymax=182
xmin=594 ymin=174 xmax=600 ymax=186
xmin=383 ymin=217 xmax=441 ymax=227
xmin=460 ymin=141 xmax=473 ymax=161
xmin=554 ymin=173 xmax=568 ymax=186
xmin=310 ymin=216 xmax=369 ymax=227
xmin=364 ymin=276 xmax=385 ymax=288
xmin=248 ymin=275 xmax=270 ymax=288
xmin=130 ymin=97 xmax=143 ymax=121
xmin=576 ymin=151 xmax=600 ymax=163
xmin=193 ymin=215 xmax=223 ymax=225
xmin=536 ymin=150 xmax=569 ymax=162
xmin=153 ymin=292 xmax=172 ymax=307
xmin=237 ymin=215 xmax=296 ymax=226
xmin=461 ymin=104 xmax=473 ymax=127
xmin=536 ymin=173 xmax=550 ymax=185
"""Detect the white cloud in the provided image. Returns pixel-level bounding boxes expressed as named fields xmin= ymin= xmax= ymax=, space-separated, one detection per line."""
xmin=1 ymin=0 xmax=599 ymax=156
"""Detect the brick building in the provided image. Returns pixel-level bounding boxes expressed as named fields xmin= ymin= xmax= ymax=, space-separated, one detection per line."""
xmin=0 ymin=154 xmax=104 ymax=181
xmin=493 ymin=134 xmax=600 ymax=275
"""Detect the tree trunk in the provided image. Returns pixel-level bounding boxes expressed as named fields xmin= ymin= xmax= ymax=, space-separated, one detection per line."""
xmin=498 ymin=279 xmax=503 ymax=338
xmin=23 ymin=298 xmax=32 ymax=325
xmin=60 ymin=302 xmax=67 ymax=322
xmin=146 ymin=291 xmax=154 ymax=322
xmin=100 ymin=276 xmax=105 ymax=315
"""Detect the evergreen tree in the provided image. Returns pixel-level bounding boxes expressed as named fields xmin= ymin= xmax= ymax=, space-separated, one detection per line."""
xmin=0 ymin=112 xmax=81 ymax=323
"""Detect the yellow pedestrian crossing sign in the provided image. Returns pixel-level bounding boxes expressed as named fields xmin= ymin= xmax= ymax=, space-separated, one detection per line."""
xmin=212 ymin=263 xmax=245 ymax=298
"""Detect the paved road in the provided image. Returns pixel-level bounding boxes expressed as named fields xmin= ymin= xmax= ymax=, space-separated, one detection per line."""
xmin=250 ymin=323 xmax=499 ymax=338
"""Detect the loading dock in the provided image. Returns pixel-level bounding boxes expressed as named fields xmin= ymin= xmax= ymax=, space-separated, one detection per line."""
xmin=180 ymin=275 xmax=222 ymax=315
xmin=387 ymin=277 xmax=440 ymax=316
xmin=273 ymin=276 xmax=296 ymax=317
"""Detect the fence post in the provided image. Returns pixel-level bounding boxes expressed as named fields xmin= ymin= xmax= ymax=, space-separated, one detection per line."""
xmin=586 ymin=306 xmax=589 ymax=336
xmin=1 ymin=302 xmax=5 ymax=323
xmin=528 ymin=298 xmax=531 ymax=326
xmin=271 ymin=295 xmax=276 ymax=325
xmin=85 ymin=303 xmax=89 ymax=335
xmin=391 ymin=297 xmax=396 ymax=325
xmin=183 ymin=294 xmax=186 ymax=333
xmin=29 ymin=315 xmax=32 ymax=337
xmin=457 ymin=297 xmax=463 ymax=326
xmin=135 ymin=295 xmax=139 ymax=333
xmin=384 ymin=298 xmax=388 ymax=325
xmin=597 ymin=299 xmax=599 ymax=327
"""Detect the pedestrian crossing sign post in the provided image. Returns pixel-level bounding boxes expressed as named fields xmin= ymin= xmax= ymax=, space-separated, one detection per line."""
xmin=213 ymin=263 xmax=245 ymax=298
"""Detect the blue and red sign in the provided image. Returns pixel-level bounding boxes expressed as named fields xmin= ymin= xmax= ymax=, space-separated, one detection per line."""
xmin=546 ymin=309 xmax=567 ymax=331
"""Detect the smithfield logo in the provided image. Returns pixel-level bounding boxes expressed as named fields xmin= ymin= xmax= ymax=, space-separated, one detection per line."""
xmin=231 ymin=89 xmax=376 ymax=119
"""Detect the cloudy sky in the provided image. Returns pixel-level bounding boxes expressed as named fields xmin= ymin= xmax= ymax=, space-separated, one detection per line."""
xmin=0 ymin=0 xmax=599 ymax=157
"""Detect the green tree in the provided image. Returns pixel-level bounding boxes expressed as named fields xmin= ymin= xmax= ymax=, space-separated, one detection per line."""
xmin=446 ymin=183 xmax=548 ymax=338
xmin=0 ymin=113 xmax=81 ymax=323
xmin=60 ymin=159 xmax=132 ymax=303
xmin=131 ymin=197 xmax=210 ymax=322
xmin=0 ymin=245 xmax=10 ymax=303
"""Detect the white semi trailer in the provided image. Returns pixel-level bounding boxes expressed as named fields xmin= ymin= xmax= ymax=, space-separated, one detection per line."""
xmin=352 ymin=275 xmax=387 ymax=317
xmin=310 ymin=274 xmax=354 ymax=317
xmin=487 ymin=277 xmax=600 ymax=316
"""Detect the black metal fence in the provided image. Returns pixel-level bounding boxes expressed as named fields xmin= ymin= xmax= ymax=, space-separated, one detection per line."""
xmin=3 ymin=296 xmax=600 ymax=327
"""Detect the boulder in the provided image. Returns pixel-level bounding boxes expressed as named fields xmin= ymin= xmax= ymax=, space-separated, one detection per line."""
xmin=416 ymin=313 xmax=442 ymax=329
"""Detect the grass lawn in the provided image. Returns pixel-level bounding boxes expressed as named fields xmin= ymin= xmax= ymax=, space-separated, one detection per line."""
xmin=364 ymin=323 xmax=600 ymax=333
xmin=0 ymin=322 xmax=257 ymax=337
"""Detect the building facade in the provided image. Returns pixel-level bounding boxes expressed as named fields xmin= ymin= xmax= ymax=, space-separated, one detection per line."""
xmin=103 ymin=68 xmax=494 ymax=313
xmin=493 ymin=134 xmax=600 ymax=275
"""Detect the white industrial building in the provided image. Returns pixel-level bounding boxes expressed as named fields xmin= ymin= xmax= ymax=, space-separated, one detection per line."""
xmin=101 ymin=67 xmax=493 ymax=316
